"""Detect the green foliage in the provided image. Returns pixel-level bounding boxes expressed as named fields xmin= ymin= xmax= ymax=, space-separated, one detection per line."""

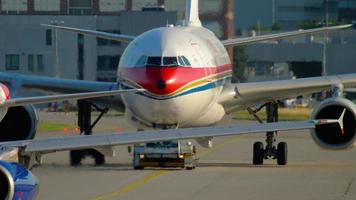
xmin=298 ymin=20 xmax=340 ymax=29
xmin=271 ymin=23 xmax=282 ymax=31
xmin=232 ymin=46 xmax=248 ymax=83
xmin=249 ymin=23 xmax=282 ymax=31
xmin=232 ymin=108 xmax=311 ymax=121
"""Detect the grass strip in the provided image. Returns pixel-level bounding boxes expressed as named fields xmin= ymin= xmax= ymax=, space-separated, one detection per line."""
xmin=232 ymin=107 xmax=311 ymax=121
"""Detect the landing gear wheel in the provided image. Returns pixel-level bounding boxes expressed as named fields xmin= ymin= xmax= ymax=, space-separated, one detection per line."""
xmin=276 ymin=142 xmax=287 ymax=165
xmin=134 ymin=166 xmax=144 ymax=170
xmin=70 ymin=150 xmax=83 ymax=166
xmin=253 ymin=142 xmax=264 ymax=165
xmin=185 ymin=166 xmax=195 ymax=170
xmin=92 ymin=150 xmax=105 ymax=166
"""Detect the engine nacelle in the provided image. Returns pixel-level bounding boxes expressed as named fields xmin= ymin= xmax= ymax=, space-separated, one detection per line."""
xmin=0 ymin=105 xmax=38 ymax=142
xmin=311 ymin=98 xmax=356 ymax=150
xmin=0 ymin=161 xmax=39 ymax=200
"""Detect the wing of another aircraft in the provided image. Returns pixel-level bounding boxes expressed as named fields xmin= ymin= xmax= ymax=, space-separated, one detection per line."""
xmin=42 ymin=24 xmax=136 ymax=43
xmin=0 ymin=72 xmax=130 ymax=111
xmin=0 ymin=72 xmax=117 ymax=94
xmin=0 ymin=119 xmax=334 ymax=155
xmin=2 ymin=89 xmax=143 ymax=108
xmin=221 ymin=24 xmax=352 ymax=47
xmin=219 ymin=74 xmax=356 ymax=113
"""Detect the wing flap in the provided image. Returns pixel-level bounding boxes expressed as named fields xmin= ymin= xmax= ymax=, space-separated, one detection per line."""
xmin=222 ymin=24 xmax=352 ymax=47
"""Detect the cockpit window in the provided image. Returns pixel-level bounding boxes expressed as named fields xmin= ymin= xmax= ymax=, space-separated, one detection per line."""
xmin=146 ymin=57 xmax=161 ymax=67
xmin=178 ymin=56 xmax=191 ymax=66
xmin=143 ymin=56 xmax=191 ymax=67
xmin=178 ymin=56 xmax=185 ymax=66
xmin=181 ymin=56 xmax=191 ymax=66
xmin=163 ymin=57 xmax=178 ymax=66
xmin=135 ymin=55 xmax=147 ymax=66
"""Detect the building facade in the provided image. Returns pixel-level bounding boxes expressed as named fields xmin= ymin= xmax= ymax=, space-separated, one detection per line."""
xmin=0 ymin=0 xmax=176 ymax=81
xmin=233 ymin=0 xmax=356 ymax=81
xmin=234 ymin=0 xmax=356 ymax=31
xmin=1 ymin=0 xmax=356 ymax=83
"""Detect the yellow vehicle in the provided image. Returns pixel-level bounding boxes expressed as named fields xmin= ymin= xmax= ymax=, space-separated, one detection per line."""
xmin=132 ymin=141 xmax=196 ymax=170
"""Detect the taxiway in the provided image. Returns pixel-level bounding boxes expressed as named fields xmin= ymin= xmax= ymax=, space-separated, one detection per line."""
xmin=33 ymin=112 xmax=356 ymax=200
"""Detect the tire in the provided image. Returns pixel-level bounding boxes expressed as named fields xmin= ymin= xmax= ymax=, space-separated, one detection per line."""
xmin=70 ymin=150 xmax=83 ymax=166
xmin=277 ymin=142 xmax=288 ymax=165
xmin=93 ymin=151 xmax=105 ymax=166
xmin=134 ymin=166 xmax=144 ymax=170
xmin=185 ymin=166 xmax=195 ymax=170
xmin=253 ymin=142 xmax=264 ymax=165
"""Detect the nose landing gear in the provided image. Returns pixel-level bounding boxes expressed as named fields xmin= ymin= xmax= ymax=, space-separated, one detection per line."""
xmin=250 ymin=102 xmax=288 ymax=165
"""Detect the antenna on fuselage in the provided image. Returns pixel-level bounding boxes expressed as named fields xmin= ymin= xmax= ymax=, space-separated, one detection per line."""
xmin=185 ymin=0 xmax=202 ymax=27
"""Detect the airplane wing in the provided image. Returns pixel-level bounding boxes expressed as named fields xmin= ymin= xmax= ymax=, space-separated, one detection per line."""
xmin=0 ymin=119 xmax=336 ymax=155
xmin=42 ymin=24 xmax=136 ymax=43
xmin=221 ymin=24 xmax=352 ymax=47
xmin=0 ymin=72 xmax=129 ymax=111
xmin=218 ymin=74 xmax=356 ymax=113
xmin=2 ymin=89 xmax=143 ymax=108
xmin=0 ymin=72 xmax=117 ymax=94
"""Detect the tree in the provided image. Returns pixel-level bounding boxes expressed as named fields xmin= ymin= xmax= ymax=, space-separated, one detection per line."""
xmin=232 ymin=46 xmax=248 ymax=83
xmin=271 ymin=23 xmax=282 ymax=31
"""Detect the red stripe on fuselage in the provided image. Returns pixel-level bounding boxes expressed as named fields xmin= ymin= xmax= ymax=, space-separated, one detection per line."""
xmin=119 ymin=64 xmax=232 ymax=95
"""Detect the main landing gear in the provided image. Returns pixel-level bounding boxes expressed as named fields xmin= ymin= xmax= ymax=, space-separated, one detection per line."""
xmin=249 ymin=102 xmax=288 ymax=166
xmin=70 ymin=100 xmax=108 ymax=166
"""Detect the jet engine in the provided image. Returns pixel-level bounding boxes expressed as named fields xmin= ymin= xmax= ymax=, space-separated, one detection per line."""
xmin=311 ymin=98 xmax=356 ymax=150
xmin=0 ymin=105 xmax=38 ymax=142
xmin=0 ymin=161 xmax=39 ymax=200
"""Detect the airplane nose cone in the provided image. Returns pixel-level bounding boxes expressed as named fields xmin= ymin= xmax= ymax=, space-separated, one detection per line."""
xmin=156 ymin=79 xmax=167 ymax=90
xmin=120 ymin=66 xmax=204 ymax=96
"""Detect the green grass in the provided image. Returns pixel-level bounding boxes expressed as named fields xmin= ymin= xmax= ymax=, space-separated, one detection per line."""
xmin=232 ymin=107 xmax=311 ymax=121
xmin=38 ymin=122 xmax=77 ymax=132
xmin=37 ymin=108 xmax=310 ymax=132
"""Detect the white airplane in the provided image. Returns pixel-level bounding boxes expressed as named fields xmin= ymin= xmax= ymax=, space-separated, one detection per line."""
xmin=0 ymin=0 xmax=356 ymax=198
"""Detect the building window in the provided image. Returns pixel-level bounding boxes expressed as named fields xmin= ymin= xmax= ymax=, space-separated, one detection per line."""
xmin=37 ymin=55 xmax=44 ymax=72
xmin=99 ymin=0 xmax=125 ymax=12
xmin=96 ymin=77 xmax=117 ymax=82
xmin=46 ymin=30 xmax=52 ymax=46
xmin=97 ymin=30 xmax=121 ymax=46
xmin=5 ymin=55 xmax=20 ymax=71
xmin=28 ymin=55 xmax=34 ymax=71
xmin=34 ymin=0 xmax=60 ymax=11
xmin=132 ymin=0 xmax=157 ymax=11
xmin=97 ymin=55 xmax=120 ymax=71
xmin=68 ymin=0 xmax=92 ymax=15
xmin=1 ymin=0 xmax=27 ymax=12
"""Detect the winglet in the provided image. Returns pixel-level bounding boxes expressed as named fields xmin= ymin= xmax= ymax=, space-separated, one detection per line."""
xmin=338 ymin=109 xmax=346 ymax=135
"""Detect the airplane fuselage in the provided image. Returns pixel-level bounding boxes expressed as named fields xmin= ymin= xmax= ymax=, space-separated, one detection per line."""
xmin=118 ymin=26 xmax=232 ymax=128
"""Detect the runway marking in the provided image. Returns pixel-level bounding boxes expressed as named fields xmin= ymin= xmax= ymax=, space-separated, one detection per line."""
xmin=91 ymin=136 xmax=240 ymax=199
xmin=91 ymin=170 xmax=167 ymax=200
xmin=342 ymin=177 xmax=354 ymax=198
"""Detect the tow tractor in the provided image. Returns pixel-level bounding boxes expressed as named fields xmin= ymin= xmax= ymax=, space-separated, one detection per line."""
xmin=131 ymin=141 xmax=196 ymax=170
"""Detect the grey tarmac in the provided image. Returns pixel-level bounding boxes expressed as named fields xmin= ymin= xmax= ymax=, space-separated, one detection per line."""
xmin=33 ymin=112 xmax=356 ymax=200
